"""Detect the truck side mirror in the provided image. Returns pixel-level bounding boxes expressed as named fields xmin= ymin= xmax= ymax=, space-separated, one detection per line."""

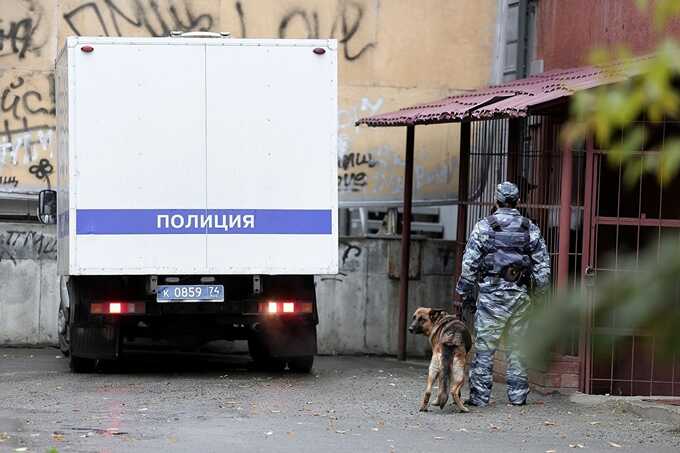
xmin=38 ymin=189 xmax=57 ymax=225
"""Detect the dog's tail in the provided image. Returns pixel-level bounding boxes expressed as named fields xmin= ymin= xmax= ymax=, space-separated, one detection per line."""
xmin=435 ymin=345 xmax=454 ymax=409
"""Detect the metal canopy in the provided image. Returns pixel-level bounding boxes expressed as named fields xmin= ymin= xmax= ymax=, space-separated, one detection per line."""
xmin=355 ymin=59 xmax=642 ymax=361
xmin=356 ymin=60 xmax=642 ymax=128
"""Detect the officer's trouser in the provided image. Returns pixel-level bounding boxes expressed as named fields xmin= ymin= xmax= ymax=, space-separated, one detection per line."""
xmin=468 ymin=292 xmax=531 ymax=406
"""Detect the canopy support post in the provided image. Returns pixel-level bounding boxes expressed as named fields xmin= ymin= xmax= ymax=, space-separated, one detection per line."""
xmin=398 ymin=125 xmax=416 ymax=361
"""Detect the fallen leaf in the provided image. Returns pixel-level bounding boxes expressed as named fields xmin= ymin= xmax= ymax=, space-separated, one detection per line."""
xmin=608 ymin=442 xmax=622 ymax=448
xmin=544 ymin=421 xmax=557 ymax=426
xmin=0 ymin=433 xmax=8 ymax=442
xmin=52 ymin=432 xmax=65 ymax=441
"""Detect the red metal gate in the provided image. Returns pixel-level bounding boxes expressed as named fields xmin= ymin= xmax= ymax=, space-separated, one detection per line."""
xmin=582 ymin=146 xmax=680 ymax=396
xmin=463 ymin=115 xmax=585 ymax=356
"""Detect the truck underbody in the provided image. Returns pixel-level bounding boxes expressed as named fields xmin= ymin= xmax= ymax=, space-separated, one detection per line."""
xmin=59 ymin=275 xmax=318 ymax=373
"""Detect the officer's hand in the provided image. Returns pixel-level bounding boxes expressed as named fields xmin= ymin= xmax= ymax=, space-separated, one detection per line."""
xmin=462 ymin=296 xmax=476 ymax=311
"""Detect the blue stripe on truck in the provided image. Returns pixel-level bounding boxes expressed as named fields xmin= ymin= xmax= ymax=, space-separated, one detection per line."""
xmin=76 ymin=209 xmax=333 ymax=235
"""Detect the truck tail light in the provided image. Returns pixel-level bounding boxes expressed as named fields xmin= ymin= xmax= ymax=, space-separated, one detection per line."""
xmin=91 ymin=302 xmax=145 ymax=315
xmin=258 ymin=301 xmax=312 ymax=315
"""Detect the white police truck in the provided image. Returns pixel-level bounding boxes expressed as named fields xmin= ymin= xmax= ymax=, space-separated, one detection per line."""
xmin=38 ymin=33 xmax=338 ymax=373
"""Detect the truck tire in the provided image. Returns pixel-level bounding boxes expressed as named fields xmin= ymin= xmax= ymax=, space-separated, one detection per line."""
xmin=57 ymin=301 xmax=70 ymax=357
xmin=248 ymin=338 xmax=286 ymax=372
xmin=69 ymin=355 xmax=96 ymax=373
xmin=288 ymin=356 xmax=314 ymax=373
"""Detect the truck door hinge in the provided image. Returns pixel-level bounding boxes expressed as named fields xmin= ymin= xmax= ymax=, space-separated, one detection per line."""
xmin=146 ymin=275 xmax=158 ymax=295
xmin=253 ymin=275 xmax=262 ymax=295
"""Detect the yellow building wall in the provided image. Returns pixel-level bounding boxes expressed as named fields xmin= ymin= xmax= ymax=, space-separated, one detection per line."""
xmin=0 ymin=0 xmax=498 ymax=205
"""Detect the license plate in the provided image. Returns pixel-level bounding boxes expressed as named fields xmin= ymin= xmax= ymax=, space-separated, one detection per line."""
xmin=156 ymin=285 xmax=224 ymax=303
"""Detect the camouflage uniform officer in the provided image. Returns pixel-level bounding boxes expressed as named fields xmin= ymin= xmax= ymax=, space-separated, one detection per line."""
xmin=456 ymin=181 xmax=551 ymax=406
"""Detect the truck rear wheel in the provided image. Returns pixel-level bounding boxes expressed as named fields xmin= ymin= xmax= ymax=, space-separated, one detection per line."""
xmin=69 ymin=355 xmax=96 ymax=373
xmin=248 ymin=338 xmax=286 ymax=372
xmin=57 ymin=300 xmax=70 ymax=357
xmin=288 ymin=356 xmax=314 ymax=373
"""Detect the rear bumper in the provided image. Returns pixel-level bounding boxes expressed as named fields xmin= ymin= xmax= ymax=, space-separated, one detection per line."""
xmin=71 ymin=313 xmax=316 ymax=359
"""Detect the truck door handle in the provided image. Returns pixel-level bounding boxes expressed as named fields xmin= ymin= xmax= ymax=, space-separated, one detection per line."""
xmin=170 ymin=31 xmax=231 ymax=38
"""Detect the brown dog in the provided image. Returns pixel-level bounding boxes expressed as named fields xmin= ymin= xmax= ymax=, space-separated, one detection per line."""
xmin=408 ymin=307 xmax=472 ymax=413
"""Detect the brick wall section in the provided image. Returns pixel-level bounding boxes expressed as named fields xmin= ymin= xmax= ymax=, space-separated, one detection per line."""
xmin=493 ymin=351 xmax=581 ymax=395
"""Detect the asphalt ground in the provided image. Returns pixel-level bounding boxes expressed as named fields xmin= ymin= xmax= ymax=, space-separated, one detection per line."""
xmin=1 ymin=348 xmax=679 ymax=452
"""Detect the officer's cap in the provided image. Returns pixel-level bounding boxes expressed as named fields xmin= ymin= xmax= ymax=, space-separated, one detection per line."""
xmin=496 ymin=181 xmax=520 ymax=204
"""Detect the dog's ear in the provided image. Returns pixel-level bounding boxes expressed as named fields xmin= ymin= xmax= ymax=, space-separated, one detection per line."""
xmin=429 ymin=308 xmax=445 ymax=323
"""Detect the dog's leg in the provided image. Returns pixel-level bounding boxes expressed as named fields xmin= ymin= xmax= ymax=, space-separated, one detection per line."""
xmin=420 ymin=354 xmax=440 ymax=412
xmin=451 ymin=351 xmax=469 ymax=413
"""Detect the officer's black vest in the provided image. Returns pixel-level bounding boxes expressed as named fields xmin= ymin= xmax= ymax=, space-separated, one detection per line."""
xmin=482 ymin=214 xmax=532 ymax=282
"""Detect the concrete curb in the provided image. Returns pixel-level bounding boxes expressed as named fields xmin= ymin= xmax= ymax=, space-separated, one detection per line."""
xmin=570 ymin=393 xmax=680 ymax=427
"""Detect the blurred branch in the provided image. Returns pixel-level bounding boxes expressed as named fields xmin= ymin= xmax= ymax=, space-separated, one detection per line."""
xmin=527 ymin=3 xmax=680 ymax=372
xmin=524 ymin=236 xmax=680 ymax=369
xmin=563 ymin=3 xmax=680 ymax=182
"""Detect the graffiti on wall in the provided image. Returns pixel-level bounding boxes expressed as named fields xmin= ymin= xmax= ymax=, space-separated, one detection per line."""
xmin=338 ymin=151 xmax=377 ymax=192
xmin=0 ymin=71 xmax=56 ymax=193
xmin=319 ymin=241 xmax=362 ymax=282
xmin=338 ymin=93 xmax=457 ymax=205
xmin=275 ymin=1 xmax=376 ymax=61
xmin=61 ymin=0 xmax=214 ymax=37
xmin=338 ymin=97 xmax=383 ymax=193
xmin=0 ymin=1 xmax=52 ymax=61
xmin=0 ymin=229 xmax=57 ymax=264
xmin=1 ymin=0 xmax=456 ymax=204
xmin=60 ymin=0 xmax=376 ymax=62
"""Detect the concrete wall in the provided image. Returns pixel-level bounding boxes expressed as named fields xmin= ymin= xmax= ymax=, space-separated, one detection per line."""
xmin=0 ymin=0 xmax=499 ymax=205
xmin=0 ymin=223 xmax=58 ymax=344
xmin=317 ymin=237 xmax=458 ymax=356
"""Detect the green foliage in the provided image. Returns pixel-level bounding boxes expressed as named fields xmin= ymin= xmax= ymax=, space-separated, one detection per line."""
xmin=523 ymin=237 xmax=680 ymax=369
xmin=636 ymin=0 xmax=680 ymax=31
xmin=563 ymin=1 xmax=680 ymax=182
xmin=526 ymin=2 xmax=680 ymax=374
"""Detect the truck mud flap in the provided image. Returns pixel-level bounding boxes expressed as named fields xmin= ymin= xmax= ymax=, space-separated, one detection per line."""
xmin=71 ymin=324 xmax=119 ymax=360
